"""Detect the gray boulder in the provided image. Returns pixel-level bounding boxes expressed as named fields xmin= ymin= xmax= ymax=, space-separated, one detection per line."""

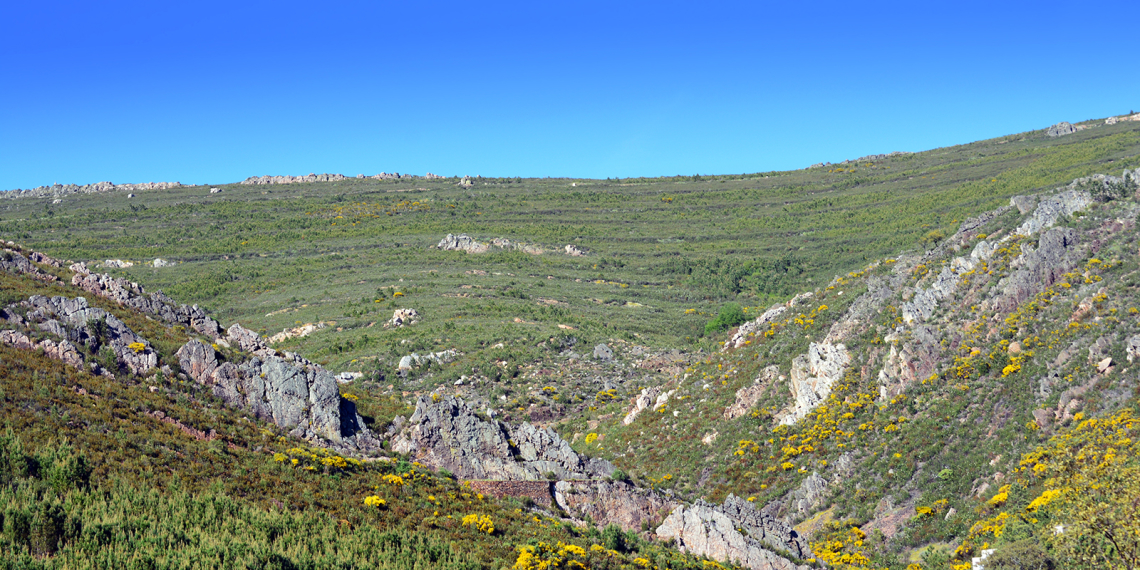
xmin=593 ymin=343 xmax=614 ymax=361
xmin=1047 ymin=122 xmax=1076 ymax=137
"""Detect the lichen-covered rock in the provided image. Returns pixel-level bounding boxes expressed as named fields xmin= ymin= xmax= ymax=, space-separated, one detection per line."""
xmin=176 ymin=340 xmax=218 ymax=384
xmin=656 ymin=497 xmax=811 ymax=570
xmin=391 ymin=395 xmax=613 ymax=480
xmin=23 ymin=295 xmax=156 ymax=375
xmin=554 ymin=479 xmax=677 ymax=530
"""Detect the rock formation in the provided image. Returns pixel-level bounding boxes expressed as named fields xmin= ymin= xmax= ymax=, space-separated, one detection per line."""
xmin=71 ymin=262 xmax=223 ymax=338
xmin=1046 ymin=121 xmax=1077 ymax=137
xmin=387 ymin=308 xmax=419 ymax=327
xmin=438 ymin=233 xmax=490 ymax=253
xmin=390 ymin=395 xmax=614 ymax=480
xmin=777 ymin=342 xmax=850 ymax=425
xmin=724 ymin=365 xmax=780 ymax=419
xmin=1 ymin=181 xmax=182 ymax=200
xmin=656 ymin=495 xmax=811 ymax=570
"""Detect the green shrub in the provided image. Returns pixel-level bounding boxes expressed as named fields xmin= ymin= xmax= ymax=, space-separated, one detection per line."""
xmin=705 ymin=302 xmax=747 ymax=334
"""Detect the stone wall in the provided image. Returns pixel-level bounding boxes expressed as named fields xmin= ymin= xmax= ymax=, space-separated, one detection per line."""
xmin=465 ymin=480 xmax=555 ymax=507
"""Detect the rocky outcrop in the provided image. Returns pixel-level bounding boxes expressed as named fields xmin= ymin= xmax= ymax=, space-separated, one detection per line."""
xmin=268 ymin=321 xmax=326 ymax=344
xmin=724 ymin=293 xmax=813 ymax=351
xmin=0 ymin=295 xmax=157 ymax=377
xmin=593 ymin=343 xmax=614 ymax=361
xmin=437 ymin=234 xmax=546 ymax=255
xmin=71 ymin=263 xmax=222 ymax=338
xmin=175 ymin=336 xmax=372 ymax=446
xmin=622 ymin=387 xmax=674 ymax=425
xmin=397 ymin=349 xmax=457 ymax=370
xmin=994 ymin=228 xmax=1082 ymax=312
xmin=387 ymin=308 xmax=419 ymax=328
xmin=240 ymin=173 xmax=347 ymax=185
xmin=1 ymin=181 xmax=181 ymax=200
xmin=554 ymin=479 xmax=678 ymax=530
xmin=1046 ymin=122 xmax=1077 ymax=137
xmin=1126 ymin=335 xmax=1140 ymax=363
xmin=0 ymin=330 xmax=84 ymax=369
xmin=564 ymin=244 xmax=587 ymax=256
xmin=777 ymin=342 xmax=850 ymax=425
xmin=1 ymin=248 xmax=60 ymax=283
xmin=724 ymin=366 xmax=780 ymax=419
xmin=390 ymin=395 xmax=614 ymax=481
xmin=656 ymin=495 xmax=811 ymax=570
xmin=1014 ymin=189 xmax=1092 ymax=236
xmin=438 ymin=233 xmax=489 ymax=253
xmin=877 ymin=325 xmax=941 ymax=399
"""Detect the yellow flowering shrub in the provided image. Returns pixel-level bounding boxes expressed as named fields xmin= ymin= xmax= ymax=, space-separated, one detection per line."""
xmin=461 ymin=513 xmax=494 ymax=534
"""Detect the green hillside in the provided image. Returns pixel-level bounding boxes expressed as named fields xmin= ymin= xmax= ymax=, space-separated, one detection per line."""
xmin=1 ymin=115 xmax=1139 ymax=569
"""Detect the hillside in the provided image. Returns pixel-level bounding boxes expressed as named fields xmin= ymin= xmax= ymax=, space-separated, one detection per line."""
xmin=1 ymin=115 xmax=1139 ymax=569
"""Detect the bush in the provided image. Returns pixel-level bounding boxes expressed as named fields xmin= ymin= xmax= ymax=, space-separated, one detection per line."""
xmin=602 ymin=524 xmax=626 ymax=553
xmin=986 ymin=539 xmax=1055 ymax=570
xmin=610 ymin=469 xmax=630 ymax=483
xmin=704 ymin=302 xmax=747 ymax=334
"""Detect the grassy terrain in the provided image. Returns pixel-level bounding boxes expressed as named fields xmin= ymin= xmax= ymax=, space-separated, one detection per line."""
xmin=3 ymin=115 xmax=1140 ymax=568
xmin=2 ymin=118 xmax=1138 ymax=385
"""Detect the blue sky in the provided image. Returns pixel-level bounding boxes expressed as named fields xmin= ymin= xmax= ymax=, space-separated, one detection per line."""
xmin=2 ymin=1 xmax=1138 ymax=189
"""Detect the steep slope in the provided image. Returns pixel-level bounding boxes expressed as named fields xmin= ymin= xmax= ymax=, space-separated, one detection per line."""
xmin=560 ymin=169 xmax=1140 ymax=568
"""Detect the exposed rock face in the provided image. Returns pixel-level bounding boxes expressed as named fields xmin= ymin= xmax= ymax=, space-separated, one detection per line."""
xmin=0 ymin=330 xmax=84 ymax=369
xmin=176 ymin=337 xmax=363 ymax=445
xmin=437 ymin=233 xmax=489 ymax=253
xmin=622 ymin=387 xmax=674 ymax=425
xmin=656 ymin=496 xmax=811 ymax=570
xmin=71 ymin=264 xmax=222 ymax=338
xmin=1014 ymin=189 xmax=1092 ymax=236
xmin=390 ymin=395 xmax=614 ymax=481
xmin=152 ymin=258 xmax=174 ymax=268
xmin=778 ymin=342 xmax=850 ymax=425
xmin=22 ymin=295 xmax=157 ymax=375
xmin=724 ymin=365 xmax=780 ymax=419
xmin=1009 ymin=195 xmax=1037 ymax=215
xmin=554 ymin=480 xmax=678 ymax=530
xmin=1 ymin=180 xmax=181 ymax=200
xmin=994 ymin=228 xmax=1082 ymax=312
xmin=877 ymin=325 xmax=941 ymax=398
xmin=397 ymin=349 xmax=457 ymax=370
xmin=724 ymin=293 xmax=813 ymax=351
xmin=387 ymin=308 xmax=419 ymax=327
xmin=1 ymin=248 xmax=60 ymax=282
xmin=1046 ymin=122 xmax=1076 ymax=137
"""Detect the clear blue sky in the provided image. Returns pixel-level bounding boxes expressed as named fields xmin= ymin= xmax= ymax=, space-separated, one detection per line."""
xmin=3 ymin=1 xmax=1137 ymax=189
